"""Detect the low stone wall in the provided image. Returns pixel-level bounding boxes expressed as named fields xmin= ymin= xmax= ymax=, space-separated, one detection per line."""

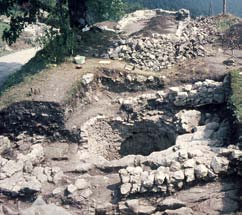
xmin=120 ymin=77 xmax=229 ymax=111
xmin=119 ymin=124 xmax=241 ymax=197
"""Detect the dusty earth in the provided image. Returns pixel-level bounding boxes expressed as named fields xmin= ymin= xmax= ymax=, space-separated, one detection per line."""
xmin=0 ymin=48 xmax=39 ymax=87
xmin=0 ymin=9 xmax=242 ymax=215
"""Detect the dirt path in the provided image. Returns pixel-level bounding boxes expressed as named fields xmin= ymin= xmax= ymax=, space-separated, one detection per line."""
xmin=0 ymin=47 xmax=39 ymax=87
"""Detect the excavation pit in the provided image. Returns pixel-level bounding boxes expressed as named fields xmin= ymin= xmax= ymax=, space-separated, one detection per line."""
xmin=87 ymin=118 xmax=176 ymax=161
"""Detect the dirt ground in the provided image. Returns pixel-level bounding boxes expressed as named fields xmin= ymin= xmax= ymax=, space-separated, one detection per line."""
xmin=1 ymin=45 xmax=240 ymax=110
xmin=131 ymin=15 xmax=179 ymax=37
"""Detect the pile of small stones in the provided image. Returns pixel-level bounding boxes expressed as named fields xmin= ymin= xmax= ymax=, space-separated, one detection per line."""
xmin=106 ymin=16 xmax=218 ymax=71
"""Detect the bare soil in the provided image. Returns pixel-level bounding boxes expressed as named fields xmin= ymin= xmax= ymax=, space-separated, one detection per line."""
xmin=131 ymin=15 xmax=178 ymax=37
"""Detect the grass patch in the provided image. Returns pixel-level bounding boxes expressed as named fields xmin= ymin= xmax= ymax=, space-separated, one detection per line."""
xmin=216 ymin=15 xmax=240 ymax=33
xmin=230 ymin=69 xmax=242 ymax=121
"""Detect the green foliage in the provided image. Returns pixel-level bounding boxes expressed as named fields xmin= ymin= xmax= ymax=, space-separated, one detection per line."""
xmin=0 ymin=0 xmax=51 ymax=45
xmin=38 ymin=28 xmax=77 ymax=63
xmin=87 ymin=0 xmax=126 ymax=23
xmin=217 ymin=18 xmax=236 ymax=32
xmin=124 ymin=1 xmax=145 ymax=14
xmin=230 ymin=70 xmax=242 ymax=121
xmin=37 ymin=2 xmax=78 ymax=63
xmin=0 ymin=22 xmax=9 ymax=44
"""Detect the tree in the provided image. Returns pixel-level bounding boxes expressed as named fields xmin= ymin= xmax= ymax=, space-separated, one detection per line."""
xmin=0 ymin=0 xmax=126 ymax=45
xmin=68 ymin=0 xmax=87 ymax=28
xmin=223 ymin=0 xmax=227 ymax=15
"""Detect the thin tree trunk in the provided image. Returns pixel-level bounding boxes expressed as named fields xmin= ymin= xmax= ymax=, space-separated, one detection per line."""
xmin=68 ymin=0 xmax=88 ymax=29
xmin=223 ymin=0 xmax=227 ymax=15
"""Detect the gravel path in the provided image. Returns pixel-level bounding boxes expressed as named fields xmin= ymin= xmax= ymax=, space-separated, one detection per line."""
xmin=0 ymin=47 xmax=39 ymax=87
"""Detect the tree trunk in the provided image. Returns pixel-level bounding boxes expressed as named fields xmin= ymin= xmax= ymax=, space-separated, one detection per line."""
xmin=68 ymin=0 xmax=88 ymax=29
xmin=223 ymin=0 xmax=227 ymax=15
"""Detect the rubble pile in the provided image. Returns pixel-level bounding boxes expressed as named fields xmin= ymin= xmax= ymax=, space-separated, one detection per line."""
xmin=107 ymin=13 xmax=218 ymax=71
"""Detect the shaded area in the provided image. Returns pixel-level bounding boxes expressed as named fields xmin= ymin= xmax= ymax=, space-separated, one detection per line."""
xmin=0 ymin=50 xmax=48 ymax=95
xmin=0 ymin=62 xmax=22 ymax=87
xmin=118 ymin=120 xmax=176 ymax=156
xmin=0 ymin=101 xmax=79 ymax=142
xmin=108 ymin=119 xmax=176 ymax=157
xmin=77 ymin=28 xmax=119 ymax=57
xmin=222 ymin=22 xmax=242 ymax=49
xmin=99 ymin=69 xmax=164 ymax=93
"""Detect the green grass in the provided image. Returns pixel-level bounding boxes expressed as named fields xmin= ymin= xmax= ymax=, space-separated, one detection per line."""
xmin=217 ymin=19 xmax=235 ymax=32
xmin=231 ymin=70 xmax=242 ymax=121
xmin=216 ymin=15 xmax=239 ymax=33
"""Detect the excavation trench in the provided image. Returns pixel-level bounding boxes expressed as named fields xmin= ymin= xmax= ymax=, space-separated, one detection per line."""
xmin=71 ymin=71 xmax=235 ymax=163
xmin=87 ymin=118 xmax=177 ymax=160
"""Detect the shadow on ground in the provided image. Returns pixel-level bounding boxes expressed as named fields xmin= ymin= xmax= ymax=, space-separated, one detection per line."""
xmin=0 ymin=101 xmax=80 ymax=142
xmin=0 ymin=50 xmax=49 ymax=95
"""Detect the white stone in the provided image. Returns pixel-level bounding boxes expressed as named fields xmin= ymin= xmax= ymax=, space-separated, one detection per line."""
xmin=195 ymin=164 xmax=208 ymax=179
xmin=75 ymin=178 xmax=89 ymax=190
xmin=67 ymin=184 xmax=77 ymax=194
xmin=120 ymin=183 xmax=131 ymax=195
xmin=81 ymin=73 xmax=94 ymax=85
xmin=210 ymin=156 xmax=229 ymax=174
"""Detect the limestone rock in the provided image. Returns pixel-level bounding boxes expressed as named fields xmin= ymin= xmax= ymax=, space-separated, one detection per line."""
xmin=120 ymin=183 xmax=132 ymax=195
xmin=158 ymin=197 xmax=186 ymax=211
xmin=210 ymin=156 xmax=229 ymax=174
xmin=195 ymin=164 xmax=208 ymax=179
xmin=184 ymin=168 xmax=195 ymax=182
xmin=20 ymin=198 xmax=71 ymax=215
xmin=164 ymin=207 xmax=193 ymax=215
xmin=81 ymin=73 xmax=94 ymax=85
xmin=125 ymin=199 xmax=156 ymax=214
xmin=67 ymin=184 xmax=77 ymax=194
xmin=75 ymin=178 xmax=90 ymax=190
xmin=0 ymin=136 xmax=12 ymax=155
xmin=176 ymin=110 xmax=201 ymax=132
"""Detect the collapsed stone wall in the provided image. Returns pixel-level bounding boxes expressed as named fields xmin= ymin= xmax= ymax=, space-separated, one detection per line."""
xmin=107 ymin=15 xmax=218 ymax=71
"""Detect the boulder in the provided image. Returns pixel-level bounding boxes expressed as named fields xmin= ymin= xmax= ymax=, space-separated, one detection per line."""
xmin=75 ymin=178 xmax=90 ymax=190
xmin=194 ymin=164 xmax=208 ymax=179
xmin=81 ymin=73 xmax=95 ymax=85
xmin=158 ymin=197 xmax=186 ymax=211
xmin=164 ymin=207 xmax=193 ymax=215
xmin=0 ymin=136 xmax=12 ymax=155
xmin=20 ymin=197 xmax=71 ymax=215
xmin=120 ymin=183 xmax=132 ymax=195
xmin=175 ymin=110 xmax=201 ymax=132
xmin=210 ymin=156 xmax=229 ymax=174
xmin=176 ymin=9 xmax=191 ymax=21
xmin=67 ymin=184 xmax=77 ymax=194
xmin=125 ymin=199 xmax=156 ymax=214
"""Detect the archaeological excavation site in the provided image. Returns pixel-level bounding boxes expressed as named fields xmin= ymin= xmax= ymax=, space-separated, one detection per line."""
xmin=0 ymin=7 xmax=242 ymax=215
